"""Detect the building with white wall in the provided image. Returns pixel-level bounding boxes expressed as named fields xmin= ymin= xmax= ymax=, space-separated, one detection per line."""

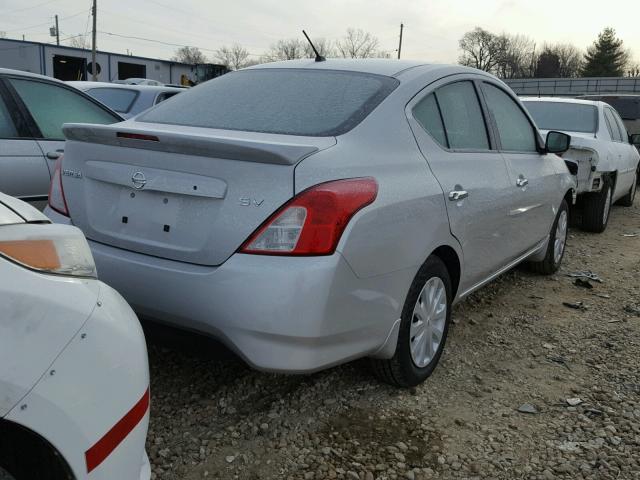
xmin=0 ymin=38 xmax=227 ymax=84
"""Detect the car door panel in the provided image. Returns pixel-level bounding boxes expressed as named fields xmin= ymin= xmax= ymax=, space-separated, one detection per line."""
xmin=407 ymin=78 xmax=518 ymax=293
xmin=0 ymin=78 xmax=50 ymax=207
xmin=480 ymin=82 xmax=558 ymax=249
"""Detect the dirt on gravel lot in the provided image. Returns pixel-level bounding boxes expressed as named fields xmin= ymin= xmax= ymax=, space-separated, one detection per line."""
xmin=145 ymin=200 xmax=640 ymax=480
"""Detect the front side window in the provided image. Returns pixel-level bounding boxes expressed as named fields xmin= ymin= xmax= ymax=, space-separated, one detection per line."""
xmin=433 ymin=81 xmax=489 ymax=150
xmin=483 ymin=84 xmax=537 ymax=152
xmin=85 ymin=88 xmax=138 ymax=114
xmin=412 ymin=93 xmax=447 ymax=147
xmin=9 ymin=78 xmax=120 ymax=140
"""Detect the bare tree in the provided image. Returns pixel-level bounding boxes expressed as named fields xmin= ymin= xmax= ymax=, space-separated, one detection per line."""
xmin=336 ymin=28 xmax=379 ymax=59
xmin=496 ymin=34 xmax=536 ymax=79
xmin=458 ymin=27 xmax=506 ymax=73
xmin=552 ymin=43 xmax=583 ymax=78
xmin=263 ymin=39 xmax=307 ymax=62
xmin=215 ymin=44 xmax=250 ymax=70
xmin=628 ymin=63 xmax=640 ymax=77
xmin=171 ymin=46 xmax=207 ymax=64
xmin=68 ymin=35 xmax=90 ymax=49
xmin=302 ymin=37 xmax=334 ymax=59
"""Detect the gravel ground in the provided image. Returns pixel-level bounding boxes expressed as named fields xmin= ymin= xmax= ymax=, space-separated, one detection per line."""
xmin=146 ymin=199 xmax=640 ymax=480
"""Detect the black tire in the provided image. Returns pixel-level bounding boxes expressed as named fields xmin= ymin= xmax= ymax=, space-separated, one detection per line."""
xmin=529 ymin=199 xmax=569 ymax=275
xmin=617 ymin=172 xmax=637 ymax=207
xmin=371 ymin=256 xmax=452 ymax=388
xmin=581 ymin=177 xmax=612 ymax=233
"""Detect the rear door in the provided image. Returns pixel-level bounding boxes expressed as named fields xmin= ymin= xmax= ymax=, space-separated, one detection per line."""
xmin=407 ymin=77 xmax=517 ymax=292
xmin=4 ymin=75 xmax=122 ymax=180
xmin=607 ymin=106 xmax=638 ymax=196
xmin=0 ymin=77 xmax=50 ymax=208
xmin=479 ymin=81 xmax=560 ymax=248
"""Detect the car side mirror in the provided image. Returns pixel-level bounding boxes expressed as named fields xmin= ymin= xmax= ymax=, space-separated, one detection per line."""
xmin=545 ymin=131 xmax=571 ymax=154
xmin=629 ymin=134 xmax=640 ymax=146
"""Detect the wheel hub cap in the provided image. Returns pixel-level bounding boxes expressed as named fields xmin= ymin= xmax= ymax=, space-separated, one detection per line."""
xmin=554 ymin=210 xmax=568 ymax=264
xmin=410 ymin=277 xmax=447 ymax=368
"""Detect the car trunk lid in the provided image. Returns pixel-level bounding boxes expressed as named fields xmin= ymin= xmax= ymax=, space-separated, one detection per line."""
xmin=61 ymin=122 xmax=336 ymax=266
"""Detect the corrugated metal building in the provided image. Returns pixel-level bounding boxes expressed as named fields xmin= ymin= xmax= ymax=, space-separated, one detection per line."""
xmin=0 ymin=38 xmax=225 ymax=84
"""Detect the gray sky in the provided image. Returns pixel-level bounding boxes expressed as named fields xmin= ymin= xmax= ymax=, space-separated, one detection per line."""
xmin=2 ymin=0 xmax=638 ymax=63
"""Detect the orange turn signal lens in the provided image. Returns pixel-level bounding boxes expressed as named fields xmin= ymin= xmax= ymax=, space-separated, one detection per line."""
xmin=0 ymin=239 xmax=62 ymax=270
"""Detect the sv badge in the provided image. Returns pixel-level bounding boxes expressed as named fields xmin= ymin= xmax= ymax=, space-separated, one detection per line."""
xmin=239 ymin=197 xmax=264 ymax=207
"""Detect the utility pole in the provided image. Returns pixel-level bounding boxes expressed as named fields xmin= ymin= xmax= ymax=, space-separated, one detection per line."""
xmin=54 ymin=14 xmax=59 ymax=45
xmin=397 ymin=23 xmax=404 ymax=60
xmin=91 ymin=0 xmax=97 ymax=80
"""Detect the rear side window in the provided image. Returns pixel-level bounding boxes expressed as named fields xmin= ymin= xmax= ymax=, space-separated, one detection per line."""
xmin=139 ymin=69 xmax=399 ymax=136
xmin=412 ymin=93 xmax=447 ymax=147
xmin=610 ymin=109 xmax=628 ymax=140
xmin=85 ymin=88 xmax=138 ymax=113
xmin=433 ymin=81 xmax=489 ymax=150
xmin=0 ymin=96 xmax=18 ymax=138
xmin=483 ymin=84 xmax=536 ymax=152
xmin=604 ymin=108 xmax=624 ymax=142
xmin=9 ymin=78 xmax=119 ymax=139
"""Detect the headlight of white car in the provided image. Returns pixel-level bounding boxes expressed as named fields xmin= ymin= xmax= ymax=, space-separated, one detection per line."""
xmin=0 ymin=224 xmax=97 ymax=278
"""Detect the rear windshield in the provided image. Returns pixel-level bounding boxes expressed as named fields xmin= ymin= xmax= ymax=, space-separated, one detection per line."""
xmin=523 ymin=101 xmax=597 ymax=133
xmin=86 ymin=88 xmax=138 ymax=113
xmin=138 ymin=69 xmax=399 ymax=136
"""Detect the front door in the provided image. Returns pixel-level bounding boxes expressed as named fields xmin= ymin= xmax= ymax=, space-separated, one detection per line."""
xmin=407 ymin=78 xmax=517 ymax=293
xmin=480 ymin=81 xmax=560 ymax=249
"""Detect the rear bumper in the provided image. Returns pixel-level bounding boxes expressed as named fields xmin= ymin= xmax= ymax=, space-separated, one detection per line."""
xmin=88 ymin=241 xmax=411 ymax=373
xmin=6 ymin=283 xmax=150 ymax=480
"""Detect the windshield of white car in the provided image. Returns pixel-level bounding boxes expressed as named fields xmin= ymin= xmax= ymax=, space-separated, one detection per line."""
xmin=523 ymin=101 xmax=597 ymax=133
xmin=138 ymin=69 xmax=399 ymax=136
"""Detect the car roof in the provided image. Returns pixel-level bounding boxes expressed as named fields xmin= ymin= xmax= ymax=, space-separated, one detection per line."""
xmin=67 ymin=81 xmax=184 ymax=93
xmin=521 ymin=96 xmax=603 ymax=107
xmin=244 ymin=58 xmax=452 ymax=78
xmin=0 ymin=67 xmax=66 ymax=83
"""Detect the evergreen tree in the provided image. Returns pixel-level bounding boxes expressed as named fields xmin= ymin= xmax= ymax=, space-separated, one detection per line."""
xmin=581 ymin=28 xmax=629 ymax=77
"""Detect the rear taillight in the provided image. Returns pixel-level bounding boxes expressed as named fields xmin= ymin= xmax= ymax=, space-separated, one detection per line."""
xmin=240 ymin=178 xmax=377 ymax=256
xmin=48 ymin=156 xmax=69 ymax=217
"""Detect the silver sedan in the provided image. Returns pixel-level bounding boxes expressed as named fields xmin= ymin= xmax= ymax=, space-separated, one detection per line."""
xmin=46 ymin=59 xmax=575 ymax=387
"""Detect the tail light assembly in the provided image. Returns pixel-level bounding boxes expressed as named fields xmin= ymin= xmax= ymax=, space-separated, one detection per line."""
xmin=240 ymin=177 xmax=378 ymax=256
xmin=48 ymin=156 xmax=69 ymax=217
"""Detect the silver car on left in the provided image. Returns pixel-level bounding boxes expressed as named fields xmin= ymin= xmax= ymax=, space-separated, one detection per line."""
xmin=0 ymin=68 xmax=122 ymax=209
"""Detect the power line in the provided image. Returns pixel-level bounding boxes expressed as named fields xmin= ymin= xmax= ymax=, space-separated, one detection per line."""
xmin=5 ymin=0 xmax=60 ymax=15
xmin=2 ymin=9 xmax=89 ymax=33
xmin=97 ymin=30 xmax=264 ymax=57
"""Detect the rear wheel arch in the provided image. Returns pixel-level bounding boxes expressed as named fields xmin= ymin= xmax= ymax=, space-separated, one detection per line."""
xmin=0 ymin=419 xmax=74 ymax=480
xmin=431 ymin=245 xmax=461 ymax=299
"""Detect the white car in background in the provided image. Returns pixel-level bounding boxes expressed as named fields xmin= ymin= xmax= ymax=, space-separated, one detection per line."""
xmin=0 ymin=193 xmax=150 ymax=480
xmin=523 ymin=97 xmax=640 ymax=232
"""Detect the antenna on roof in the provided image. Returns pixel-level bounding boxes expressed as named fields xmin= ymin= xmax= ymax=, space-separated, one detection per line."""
xmin=302 ymin=30 xmax=326 ymax=62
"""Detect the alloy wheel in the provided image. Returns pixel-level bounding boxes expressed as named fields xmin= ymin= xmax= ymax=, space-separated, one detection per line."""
xmin=409 ymin=277 xmax=447 ymax=368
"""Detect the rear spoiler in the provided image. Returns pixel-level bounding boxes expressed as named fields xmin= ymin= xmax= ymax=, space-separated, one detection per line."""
xmin=63 ymin=123 xmax=335 ymax=166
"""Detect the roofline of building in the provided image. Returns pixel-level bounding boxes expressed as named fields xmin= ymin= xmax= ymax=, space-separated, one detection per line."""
xmin=0 ymin=37 xmax=224 ymax=68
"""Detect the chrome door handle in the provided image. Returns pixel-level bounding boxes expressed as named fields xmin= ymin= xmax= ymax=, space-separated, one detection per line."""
xmin=448 ymin=190 xmax=468 ymax=201
xmin=516 ymin=177 xmax=529 ymax=187
xmin=46 ymin=151 xmax=62 ymax=160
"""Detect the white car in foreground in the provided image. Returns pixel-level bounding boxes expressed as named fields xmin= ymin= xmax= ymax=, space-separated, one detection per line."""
xmin=523 ymin=97 xmax=640 ymax=232
xmin=0 ymin=193 xmax=150 ymax=480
